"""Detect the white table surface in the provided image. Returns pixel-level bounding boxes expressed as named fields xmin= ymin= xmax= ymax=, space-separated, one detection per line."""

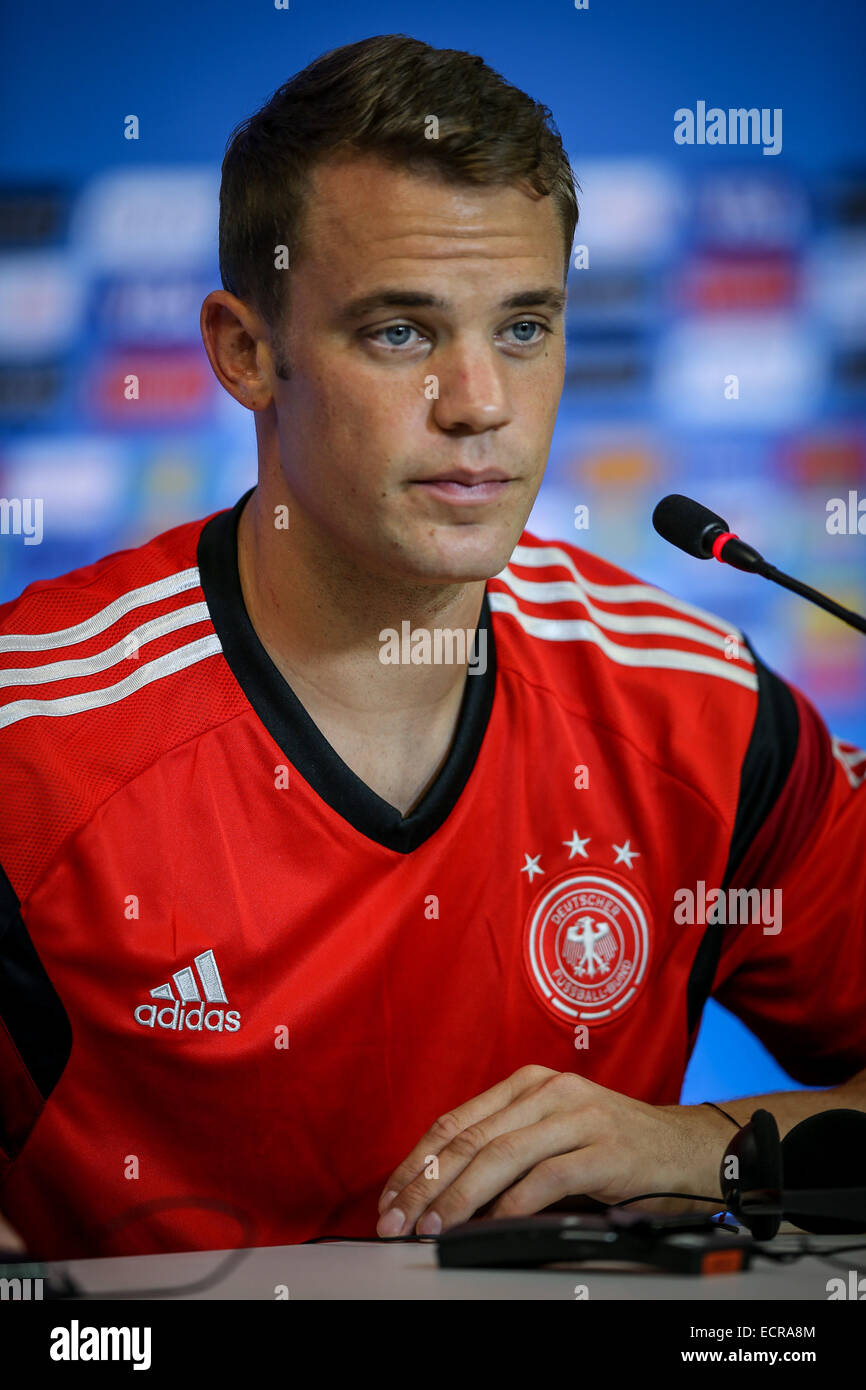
xmin=42 ymin=1227 xmax=866 ymax=1300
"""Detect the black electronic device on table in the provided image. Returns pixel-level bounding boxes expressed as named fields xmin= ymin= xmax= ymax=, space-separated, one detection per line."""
xmin=436 ymin=1208 xmax=755 ymax=1275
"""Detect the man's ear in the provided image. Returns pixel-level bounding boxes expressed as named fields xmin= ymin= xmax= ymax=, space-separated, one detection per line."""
xmin=200 ymin=290 xmax=277 ymax=410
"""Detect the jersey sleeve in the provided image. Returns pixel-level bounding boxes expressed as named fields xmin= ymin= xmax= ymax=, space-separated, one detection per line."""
xmin=707 ymin=645 xmax=866 ymax=1087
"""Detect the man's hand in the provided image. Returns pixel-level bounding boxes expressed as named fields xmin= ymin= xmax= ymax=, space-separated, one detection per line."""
xmin=376 ymin=1065 xmax=732 ymax=1237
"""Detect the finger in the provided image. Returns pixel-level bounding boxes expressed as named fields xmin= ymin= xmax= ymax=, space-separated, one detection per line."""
xmin=0 ymin=1210 xmax=26 ymax=1252
xmin=415 ymin=1113 xmax=591 ymax=1234
xmin=377 ymin=1069 xmax=568 ymax=1235
xmin=381 ymin=1071 xmax=598 ymax=1231
xmin=377 ymin=1064 xmax=555 ymax=1212
xmin=377 ymin=1071 xmax=598 ymax=1235
xmin=378 ymin=1086 xmax=561 ymax=1237
xmin=486 ymin=1148 xmax=613 ymax=1221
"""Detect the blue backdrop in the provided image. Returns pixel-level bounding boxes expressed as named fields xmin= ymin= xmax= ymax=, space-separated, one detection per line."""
xmin=2 ymin=0 xmax=865 ymax=1108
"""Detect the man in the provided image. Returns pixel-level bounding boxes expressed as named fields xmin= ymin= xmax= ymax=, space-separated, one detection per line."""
xmin=1 ymin=35 xmax=864 ymax=1259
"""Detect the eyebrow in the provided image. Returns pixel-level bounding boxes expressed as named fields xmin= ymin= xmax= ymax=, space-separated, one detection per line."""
xmin=339 ymin=287 xmax=566 ymax=320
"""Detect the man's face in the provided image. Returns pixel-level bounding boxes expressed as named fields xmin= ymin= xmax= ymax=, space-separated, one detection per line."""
xmin=267 ymin=152 xmax=566 ymax=583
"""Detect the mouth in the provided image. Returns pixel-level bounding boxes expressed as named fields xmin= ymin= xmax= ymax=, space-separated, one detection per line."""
xmin=410 ymin=470 xmax=514 ymax=504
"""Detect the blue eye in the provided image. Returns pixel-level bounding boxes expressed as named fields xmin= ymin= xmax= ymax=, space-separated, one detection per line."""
xmin=366 ymin=319 xmax=547 ymax=352
xmin=508 ymin=320 xmax=543 ymax=343
xmin=380 ymin=324 xmax=416 ymax=347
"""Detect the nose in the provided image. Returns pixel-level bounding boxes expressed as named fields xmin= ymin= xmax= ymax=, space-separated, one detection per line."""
xmin=430 ymin=339 xmax=512 ymax=434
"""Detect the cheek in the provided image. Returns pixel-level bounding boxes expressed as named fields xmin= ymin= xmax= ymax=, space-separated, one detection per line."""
xmin=519 ymin=353 xmax=563 ymax=425
xmin=299 ymin=359 xmax=420 ymax=442
xmin=542 ymin=346 xmax=566 ymax=413
xmin=283 ymin=372 xmax=422 ymax=504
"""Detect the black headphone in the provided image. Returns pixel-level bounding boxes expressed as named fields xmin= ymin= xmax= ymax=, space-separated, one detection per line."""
xmin=720 ymin=1107 xmax=866 ymax=1240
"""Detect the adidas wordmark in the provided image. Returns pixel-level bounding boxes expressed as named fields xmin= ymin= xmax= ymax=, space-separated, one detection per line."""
xmin=133 ymin=948 xmax=241 ymax=1033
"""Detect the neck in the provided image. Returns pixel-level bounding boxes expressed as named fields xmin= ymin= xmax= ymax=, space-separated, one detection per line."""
xmin=236 ymin=484 xmax=487 ymax=723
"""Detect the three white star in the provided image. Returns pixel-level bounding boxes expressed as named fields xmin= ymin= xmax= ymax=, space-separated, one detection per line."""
xmin=521 ymin=839 xmax=641 ymax=878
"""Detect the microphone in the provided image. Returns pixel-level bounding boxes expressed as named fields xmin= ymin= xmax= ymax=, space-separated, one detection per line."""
xmin=652 ymin=493 xmax=866 ymax=635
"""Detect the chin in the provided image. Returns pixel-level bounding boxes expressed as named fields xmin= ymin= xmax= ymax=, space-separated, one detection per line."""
xmin=402 ymin=523 xmax=520 ymax=584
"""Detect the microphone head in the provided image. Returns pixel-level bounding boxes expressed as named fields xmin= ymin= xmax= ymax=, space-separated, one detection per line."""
xmin=652 ymin=494 xmax=729 ymax=560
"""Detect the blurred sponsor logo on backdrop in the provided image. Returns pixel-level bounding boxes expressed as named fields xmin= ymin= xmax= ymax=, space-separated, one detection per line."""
xmin=0 ymin=162 xmax=863 ymax=740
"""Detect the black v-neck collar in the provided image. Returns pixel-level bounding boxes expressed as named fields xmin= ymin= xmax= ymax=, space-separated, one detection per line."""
xmin=196 ymin=488 xmax=497 ymax=853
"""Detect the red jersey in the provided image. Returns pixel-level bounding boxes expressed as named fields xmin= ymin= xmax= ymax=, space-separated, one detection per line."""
xmin=1 ymin=487 xmax=864 ymax=1259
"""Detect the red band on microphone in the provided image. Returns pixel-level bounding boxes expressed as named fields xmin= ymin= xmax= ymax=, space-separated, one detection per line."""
xmin=712 ymin=531 xmax=739 ymax=562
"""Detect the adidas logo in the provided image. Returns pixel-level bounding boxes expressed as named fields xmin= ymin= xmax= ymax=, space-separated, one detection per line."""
xmin=133 ymin=949 xmax=241 ymax=1033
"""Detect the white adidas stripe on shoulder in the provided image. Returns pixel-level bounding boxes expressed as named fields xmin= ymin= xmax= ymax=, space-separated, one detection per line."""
xmin=0 ymin=567 xmax=201 ymax=653
xmin=489 ymin=591 xmax=757 ymax=689
xmin=0 ymin=567 xmax=221 ymax=727
xmin=0 ymin=635 xmax=223 ymax=730
xmin=0 ymin=601 xmax=211 ymax=689
xmin=497 ymin=567 xmax=752 ymax=662
xmin=490 ymin=560 xmax=758 ymax=689
xmin=505 ymin=543 xmax=742 ymax=638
